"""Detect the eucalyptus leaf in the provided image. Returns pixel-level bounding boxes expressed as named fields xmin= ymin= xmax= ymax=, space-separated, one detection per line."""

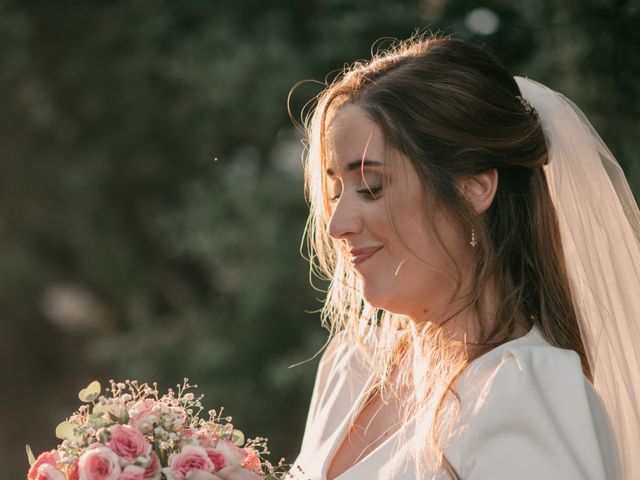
xmin=87 ymin=412 xmax=109 ymax=429
xmin=78 ymin=380 xmax=101 ymax=403
xmin=55 ymin=421 xmax=77 ymax=441
xmin=25 ymin=444 xmax=36 ymax=466
xmin=231 ymin=429 xmax=245 ymax=446
xmin=93 ymin=404 xmax=108 ymax=415
xmin=88 ymin=412 xmax=106 ymax=421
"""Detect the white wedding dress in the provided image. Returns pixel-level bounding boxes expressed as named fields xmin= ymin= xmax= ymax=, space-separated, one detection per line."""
xmin=288 ymin=324 xmax=621 ymax=479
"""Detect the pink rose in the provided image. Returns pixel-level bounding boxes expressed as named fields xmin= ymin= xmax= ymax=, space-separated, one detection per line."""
xmin=32 ymin=465 xmax=65 ymax=480
xmin=167 ymin=445 xmax=214 ymax=480
xmin=78 ymin=446 xmax=121 ymax=480
xmin=143 ymin=451 xmax=161 ymax=479
xmin=204 ymin=448 xmax=228 ymax=471
xmin=109 ymin=425 xmax=151 ymax=466
xmin=184 ymin=473 xmax=219 ymax=480
xmin=28 ymin=450 xmax=60 ymax=480
xmin=241 ymin=449 xmax=262 ymax=475
xmin=128 ymin=399 xmax=159 ymax=435
xmin=67 ymin=457 xmax=80 ymax=480
xmin=119 ymin=465 xmax=145 ymax=480
xmin=213 ymin=439 xmax=247 ymax=467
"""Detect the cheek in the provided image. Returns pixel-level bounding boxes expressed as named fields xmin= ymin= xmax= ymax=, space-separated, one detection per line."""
xmin=389 ymin=200 xmax=434 ymax=255
xmin=433 ymin=210 xmax=468 ymax=258
xmin=391 ymin=202 xmax=465 ymax=275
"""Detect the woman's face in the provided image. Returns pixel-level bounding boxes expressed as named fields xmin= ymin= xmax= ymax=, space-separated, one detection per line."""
xmin=325 ymin=103 xmax=472 ymax=323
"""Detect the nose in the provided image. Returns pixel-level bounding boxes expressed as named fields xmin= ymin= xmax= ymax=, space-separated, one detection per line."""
xmin=326 ymin=196 xmax=364 ymax=240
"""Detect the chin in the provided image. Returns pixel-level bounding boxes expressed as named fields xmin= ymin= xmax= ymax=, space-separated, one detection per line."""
xmin=361 ymin=281 xmax=383 ymax=307
xmin=361 ymin=281 xmax=396 ymax=312
xmin=362 ymin=283 xmax=416 ymax=319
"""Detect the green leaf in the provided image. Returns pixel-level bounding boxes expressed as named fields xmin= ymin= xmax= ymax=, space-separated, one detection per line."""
xmin=55 ymin=421 xmax=77 ymax=441
xmin=26 ymin=444 xmax=36 ymax=466
xmin=231 ymin=428 xmax=245 ymax=446
xmin=86 ymin=412 xmax=109 ymax=430
xmin=78 ymin=380 xmax=101 ymax=403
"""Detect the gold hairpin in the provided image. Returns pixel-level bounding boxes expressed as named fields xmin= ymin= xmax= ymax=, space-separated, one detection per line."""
xmin=516 ymin=95 xmax=539 ymax=121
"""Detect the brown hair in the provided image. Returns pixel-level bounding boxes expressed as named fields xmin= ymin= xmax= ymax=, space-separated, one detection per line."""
xmin=294 ymin=33 xmax=590 ymax=479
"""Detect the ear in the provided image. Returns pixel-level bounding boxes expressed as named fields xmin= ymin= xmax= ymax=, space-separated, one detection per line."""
xmin=456 ymin=168 xmax=498 ymax=215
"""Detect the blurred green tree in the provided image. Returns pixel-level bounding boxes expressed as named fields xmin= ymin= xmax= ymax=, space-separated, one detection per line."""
xmin=0 ymin=0 xmax=423 ymax=475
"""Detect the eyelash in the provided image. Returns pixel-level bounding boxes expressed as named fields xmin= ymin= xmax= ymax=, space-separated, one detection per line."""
xmin=329 ymin=185 xmax=383 ymax=202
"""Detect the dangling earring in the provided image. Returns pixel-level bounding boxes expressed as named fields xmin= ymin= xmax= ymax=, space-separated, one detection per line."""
xmin=463 ymin=187 xmax=478 ymax=248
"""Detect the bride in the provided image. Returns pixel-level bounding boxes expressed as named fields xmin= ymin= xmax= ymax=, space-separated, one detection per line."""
xmin=212 ymin=35 xmax=639 ymax=480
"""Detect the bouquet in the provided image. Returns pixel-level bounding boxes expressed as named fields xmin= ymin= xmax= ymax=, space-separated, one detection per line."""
xmin=26 ymin=379 xmax=289 ymax=480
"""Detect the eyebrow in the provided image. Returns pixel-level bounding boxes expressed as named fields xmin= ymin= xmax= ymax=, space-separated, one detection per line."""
xmin=326 ymin=159 xmax=383 ymax=177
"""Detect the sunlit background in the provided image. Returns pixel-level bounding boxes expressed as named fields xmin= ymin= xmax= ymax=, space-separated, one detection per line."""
xmin=2 ymin=1 xmax=638 ymax=477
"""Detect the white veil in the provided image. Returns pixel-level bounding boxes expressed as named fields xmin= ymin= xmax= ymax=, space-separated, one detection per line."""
xmin=515 ymin=76 xmax=640 ymax=479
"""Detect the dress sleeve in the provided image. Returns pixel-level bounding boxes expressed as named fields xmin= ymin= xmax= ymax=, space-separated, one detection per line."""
xmin=459 ymin=345 xmax=621 ymax=480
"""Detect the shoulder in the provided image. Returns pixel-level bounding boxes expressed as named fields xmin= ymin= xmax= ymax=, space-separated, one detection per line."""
xmin=456 ymin=324 xmax=588 ymax=401
xmin=466 ymin=333 xmax=587 ymax=406
xmin=455 ymin=326 xmax=621 ymax=479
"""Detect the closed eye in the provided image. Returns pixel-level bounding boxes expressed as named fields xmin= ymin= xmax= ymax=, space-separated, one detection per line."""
xmin=329 ymin=185 xmax=383 ymax=202
xmin=357 ymin=185 xmax=383 ymax=199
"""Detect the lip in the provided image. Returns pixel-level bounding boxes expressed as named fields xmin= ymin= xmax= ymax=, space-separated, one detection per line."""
xmin=350 ymin=246 xmax=383 ymax=266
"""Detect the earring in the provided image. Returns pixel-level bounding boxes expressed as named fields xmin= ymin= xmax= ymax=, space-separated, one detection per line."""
xmin=463 ymin=189 xmax=478 ymax=248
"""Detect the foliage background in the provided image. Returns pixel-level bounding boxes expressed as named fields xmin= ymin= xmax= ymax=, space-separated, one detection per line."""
xmin=1 ymin=0 xmax=638 ymax=477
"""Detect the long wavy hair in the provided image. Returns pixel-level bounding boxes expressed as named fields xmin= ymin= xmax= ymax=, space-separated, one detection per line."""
xmin=294 ymin=33 xmax=591 ymax=479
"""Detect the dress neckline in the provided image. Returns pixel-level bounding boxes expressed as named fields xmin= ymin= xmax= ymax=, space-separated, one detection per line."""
xmin=321 ymin=360 xmax=389 ymax=480
xmin=321 ymin=323 xmax=542 ymax=479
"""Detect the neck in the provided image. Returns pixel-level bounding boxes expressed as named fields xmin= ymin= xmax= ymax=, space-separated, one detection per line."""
xmin=408 ymin=274 xmax=530 ymax=346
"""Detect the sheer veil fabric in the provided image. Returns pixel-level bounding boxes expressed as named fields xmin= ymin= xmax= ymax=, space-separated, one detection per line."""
xmin=515 ymin=76 xmax=640 ymax=479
